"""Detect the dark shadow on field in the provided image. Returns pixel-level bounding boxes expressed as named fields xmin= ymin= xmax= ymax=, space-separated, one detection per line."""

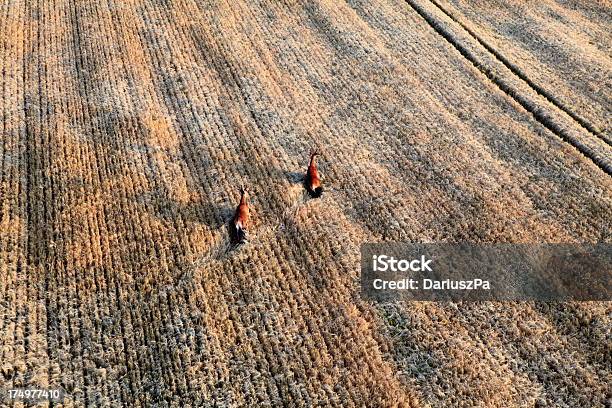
xmin=137 ymin=188 xmax=234 ymax=230
xmin=535 ymin=302 xmax=610 ymax=370
xmin=272 ymin=167 xmax=322 ymax=206
xmin=284 ymin=170 xmax=305 ymax=184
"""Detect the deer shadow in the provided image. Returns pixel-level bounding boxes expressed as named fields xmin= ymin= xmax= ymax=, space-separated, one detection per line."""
xmin=137 ymin=189 xmax=234 ymax=230
xmin=283 ymin=170 xmax=305 ymax=185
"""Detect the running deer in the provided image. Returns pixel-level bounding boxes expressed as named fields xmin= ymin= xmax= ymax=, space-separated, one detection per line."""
xmin=232 ymin=185 xmax=249 ymax=244
xmin=304 ymin=150 xmax=323 ymax=198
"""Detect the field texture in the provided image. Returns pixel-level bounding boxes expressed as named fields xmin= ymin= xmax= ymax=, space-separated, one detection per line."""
xmin=1 ymin=0 xmax=611 ymax=406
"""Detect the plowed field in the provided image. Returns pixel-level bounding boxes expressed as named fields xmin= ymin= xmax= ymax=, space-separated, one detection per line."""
xmin=1 ymin=0 xmax=610 ymax=406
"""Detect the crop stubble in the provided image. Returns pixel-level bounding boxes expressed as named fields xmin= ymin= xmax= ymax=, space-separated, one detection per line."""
xmin=0 ymin=0 xmax=610 ymax=407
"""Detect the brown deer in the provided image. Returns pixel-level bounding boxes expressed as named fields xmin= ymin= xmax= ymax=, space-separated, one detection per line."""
xmin=232 ymin=185 xmax=249 ymax=244
xmin=304 ymin=150 xmax=323 ymax=198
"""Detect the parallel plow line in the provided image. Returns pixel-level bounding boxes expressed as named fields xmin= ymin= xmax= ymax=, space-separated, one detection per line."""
xmin=428 ymin=0 xmax=610 ymax=145
xmin=403 ymin=0 xmax=612 ymax=175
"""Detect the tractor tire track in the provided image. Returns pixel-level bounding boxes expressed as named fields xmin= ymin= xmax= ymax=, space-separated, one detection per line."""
xmin=403 ymin=0 xmax=612 ymax=175
xmin=428 ymin=0 xmax=610 ymax=144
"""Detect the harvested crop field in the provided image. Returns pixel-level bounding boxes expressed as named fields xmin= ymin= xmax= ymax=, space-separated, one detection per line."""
xmin=0 ymin=0 xmax=611 ymax=406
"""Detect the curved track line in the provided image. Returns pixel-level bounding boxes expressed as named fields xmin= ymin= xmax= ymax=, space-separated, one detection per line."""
xmin=403 ymin=0 xmax=612 ymax=175
xmin=428 ymin=0 xmax=610 ymax=146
